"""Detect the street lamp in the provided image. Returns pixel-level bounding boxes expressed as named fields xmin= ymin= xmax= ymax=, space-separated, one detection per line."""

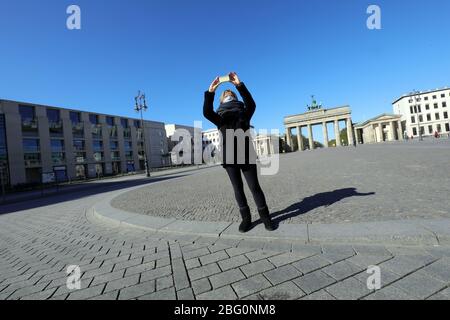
xmin=412 ymin=90 xmax=423 ymax=141
xmin=134 ymin=91 xmax=151 ymax=177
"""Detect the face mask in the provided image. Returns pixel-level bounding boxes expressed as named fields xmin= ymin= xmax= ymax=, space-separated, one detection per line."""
xmin=222 ymin=95 xmax=237 ymax=104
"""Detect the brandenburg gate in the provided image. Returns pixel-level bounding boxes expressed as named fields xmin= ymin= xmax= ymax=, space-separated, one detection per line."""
xmin=284 ymin=104 xmax=354 ymax=151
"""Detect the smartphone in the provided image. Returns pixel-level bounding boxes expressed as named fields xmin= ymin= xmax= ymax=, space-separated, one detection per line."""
xmin=219 ymin=75 xmax=230 ymax=83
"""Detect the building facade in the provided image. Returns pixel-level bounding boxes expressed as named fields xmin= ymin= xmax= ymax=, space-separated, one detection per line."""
xmin=165 ymin=124 xmax=202 ymax=165
xmin=254 ymin=134 xmax=280 ymax=156
xmin=393 ymin=88 xmax=450 ymax=138
xmin=0 ymin=99 xmax=169 ymax=187
xmin=354 ymin=114 xmax=403 ymax=144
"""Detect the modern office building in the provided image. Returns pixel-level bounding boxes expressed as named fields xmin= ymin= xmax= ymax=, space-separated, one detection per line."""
xmin=0 ymin=99 xmax=169 ymax=187
xmin=393 ymin=87 xmax=450 ymax=138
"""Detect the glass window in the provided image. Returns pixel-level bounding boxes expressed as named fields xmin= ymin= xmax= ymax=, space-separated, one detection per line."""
xmin=124 ymin=141 xmax=133 ymax=150
xmin=425 ymin=104 xmax=430 ymax=110
xmin=412 ymin=128 xmax=417 ymax=135
xmin=23 ymin=139 xmax=40 ymax=152
xmin=411 ymin=116 xmax=416 ymax=123
xmin=93 ymin=140 xmax=103 ymax=151
xmin=443 ymin=102 xmax=447 ymax=108
xmin=441 ymin=94 xmax=445 ymax=98
xmin=110 ymin=141 xmax=119 ymax=150
xmin=134 ymin=120 xmax=141 ymax=128
xmin=121 ymin=118 xmax=129 ymax=128
xmin=418 ymin=115 xmax=423 ymax=122
xmin=106 ymin=116 xmax=114 ymax=126
xmin=73 ymin=140 xmax=85 ymax=151
xmin=70 ymin=111 xmax=81 ymax=123
xmin=427 ymin=114 xmax=431 ymax=121
xmin=446 ymin=123 xmax=450 ymax=132
xmin=19 ymin=105 xmax=35 ymax=120
xmin=444 ymin=112 xmax=448 ymax=119
xmin=89 ymin=114 xmax=99 ymax=125
xmin=47 ymin=109 xmax=60 ymax=122
xmin=437 ymin=124 xmax=442 ymax=133
xmin=51 ymin=139 xmax=64 ymax=152
xmin=435 ymin=113 xmax=440 ymax=120
xmin=428 ymin=125 xmax=433 ymax=134
xmin=93 ymin=152 xmax=104 ymax=162
xmin=424 ymin=96 xmax=429 ymax=101
xmin=434 ymin=103 xmax=439 ymax=109
xmin=433 ymin=95 xmax=437 ymax=99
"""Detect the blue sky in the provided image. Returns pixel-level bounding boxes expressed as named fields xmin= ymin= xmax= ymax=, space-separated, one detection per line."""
xmin=1 ymin=0 xmax=450 ymax=142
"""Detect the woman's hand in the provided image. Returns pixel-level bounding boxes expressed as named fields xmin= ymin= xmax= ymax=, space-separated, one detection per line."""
xmin=208 ymin=77 xmax=220 ymax=93
xmin=229 ymin=72 xmax=241 ymax=86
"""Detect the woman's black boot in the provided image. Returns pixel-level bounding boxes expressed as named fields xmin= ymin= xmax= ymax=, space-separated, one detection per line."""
xmin=239 ymin=206 xmax=252 ymax=233
xmin=258 ymin=206 xmax=276 ymax=231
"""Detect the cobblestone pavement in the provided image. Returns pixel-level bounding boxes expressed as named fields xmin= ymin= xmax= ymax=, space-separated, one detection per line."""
xmin=1 ymin=177 xmax=449 ymax=300
xmin=111 ymin=141 xmax=450 ymax=224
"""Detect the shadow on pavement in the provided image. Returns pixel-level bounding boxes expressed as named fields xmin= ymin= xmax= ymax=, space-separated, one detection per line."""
xmin=252 ymin=187 xmax=376 ymax=229
xmin=0 ymin=174 xmax=187 ymax=215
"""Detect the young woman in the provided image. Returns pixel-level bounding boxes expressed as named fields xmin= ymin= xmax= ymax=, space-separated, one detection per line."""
xmin=203 ymin=72 xmax=276 ymax=233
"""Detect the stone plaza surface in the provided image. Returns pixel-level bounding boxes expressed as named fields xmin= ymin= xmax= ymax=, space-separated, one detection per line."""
xmin=0 ymin=141 xmax=449 ymax=300
xmin=112 ymin=140 xmax=450 ymax=224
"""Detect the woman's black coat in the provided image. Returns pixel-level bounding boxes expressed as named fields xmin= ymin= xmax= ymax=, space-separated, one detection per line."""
xmin=203 ymin=82 xmax=258 ymax=168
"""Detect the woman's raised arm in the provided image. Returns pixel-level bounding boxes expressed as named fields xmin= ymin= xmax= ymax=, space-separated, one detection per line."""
xmin=203 ymin=77 xmax=222 ymax=127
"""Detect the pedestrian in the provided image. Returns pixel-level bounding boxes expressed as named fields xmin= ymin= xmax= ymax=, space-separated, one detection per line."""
xmin=203 ymin=72 xmax=276 ymax=233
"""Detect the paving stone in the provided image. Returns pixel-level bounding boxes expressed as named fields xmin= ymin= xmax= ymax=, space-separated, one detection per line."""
xmin=118 ymin=281 xmax=155 ymax=300
xmin=232 ymin=274 xmax=272 ymax=298
xmin=82 ymin=264 xmax=114 ymax=279
xmin=177 ymin=288 xmax=195 ymax=300
xmin=171 ymin=258 xmax=190 ymax=290
xmin=185 ymin=258 xmax=201 ymax=270
xmin=300 ymin=289 xmax=336 ymax=300
xmin=364 ymin=286 xmax=415 ymax=300
xmin=291 ymin=255 xmax=331 ymax=274
xmin=20 ymin=287 xmax=58 ymax=300
xmin=225 ymin=247 xmax=256 ymax=257
xmin=209 ymin=243 xmax=232 ymax=253
xmin=156 ymin=275 xmax=174 ymax=291
xmin=67 ymin=284 xmax=106 ymax=300
xmin=325 ymin=277 xmax=373 ymax=300
xmin=209 ymin=269 xmax=246 ymax=289
xmin=263 ymin=264 xmax=302 ymax=285
xmin=421 ymin=258 xmax=450 ymax=283
xmin=90 ymin=270 xmax=125 ymax=286
xmin=188 ymin=263 xmax=221 ymax=281
xmin=182 ymin=248 xmax=210 ymax=260
xmin=240 ymin=259 xmax=275 ymax=278
xmin=199 ymin=251 xmax=229 ymax=266
xmin=263 ymin=241 xmax=292 ymax=252
xmin=140 ymin=265 xmax=172 ymax=283
xmin=156 ymin=257 xmax=171 ymax=268
xmin=293 ymin=270 xmax=336 ymax=294
xmin=345 ymin=254 xmax=393 ymax=269
xmin=7 ymin=282 xmax=50 ymax=300
xmin=268 ymin=252 xmax=305 ymax=267
xmin=352 ymin=245 xmax=392 ymax=257
xmin=197 ymin=285 xmax=237 ymax=300
xmin=192 ymin=278 xmax=212 ymax=295
xmin=245 ymin=250 xmax=280 ymax=262
xmin=353 ymin=267 xmax=401 ymax=288
xmin=124 ymin=261 xmax=156 ymax=277
xmin=392 ymin=271 xmax=447 ymax=299
xmin=113 ymin=257 xmax=143 ymax=271
xmin=218 ymin=255 xmax=250 ymax=271
xmin=322 ymin=261 xmax=364 ymax=281
xmin=138 ymin=287 xmax=176 ymax=300
xmin=257 ymin=281 xmax=305 ymax=300
xmin=380 ymin=255 xmax=435 ymax=276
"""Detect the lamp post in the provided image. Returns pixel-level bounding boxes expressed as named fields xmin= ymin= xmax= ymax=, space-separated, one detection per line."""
xmin=412 ymin=90 xmax=423 ymax=141
xmin=134 ymin=91 xmax=151 ymax=177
